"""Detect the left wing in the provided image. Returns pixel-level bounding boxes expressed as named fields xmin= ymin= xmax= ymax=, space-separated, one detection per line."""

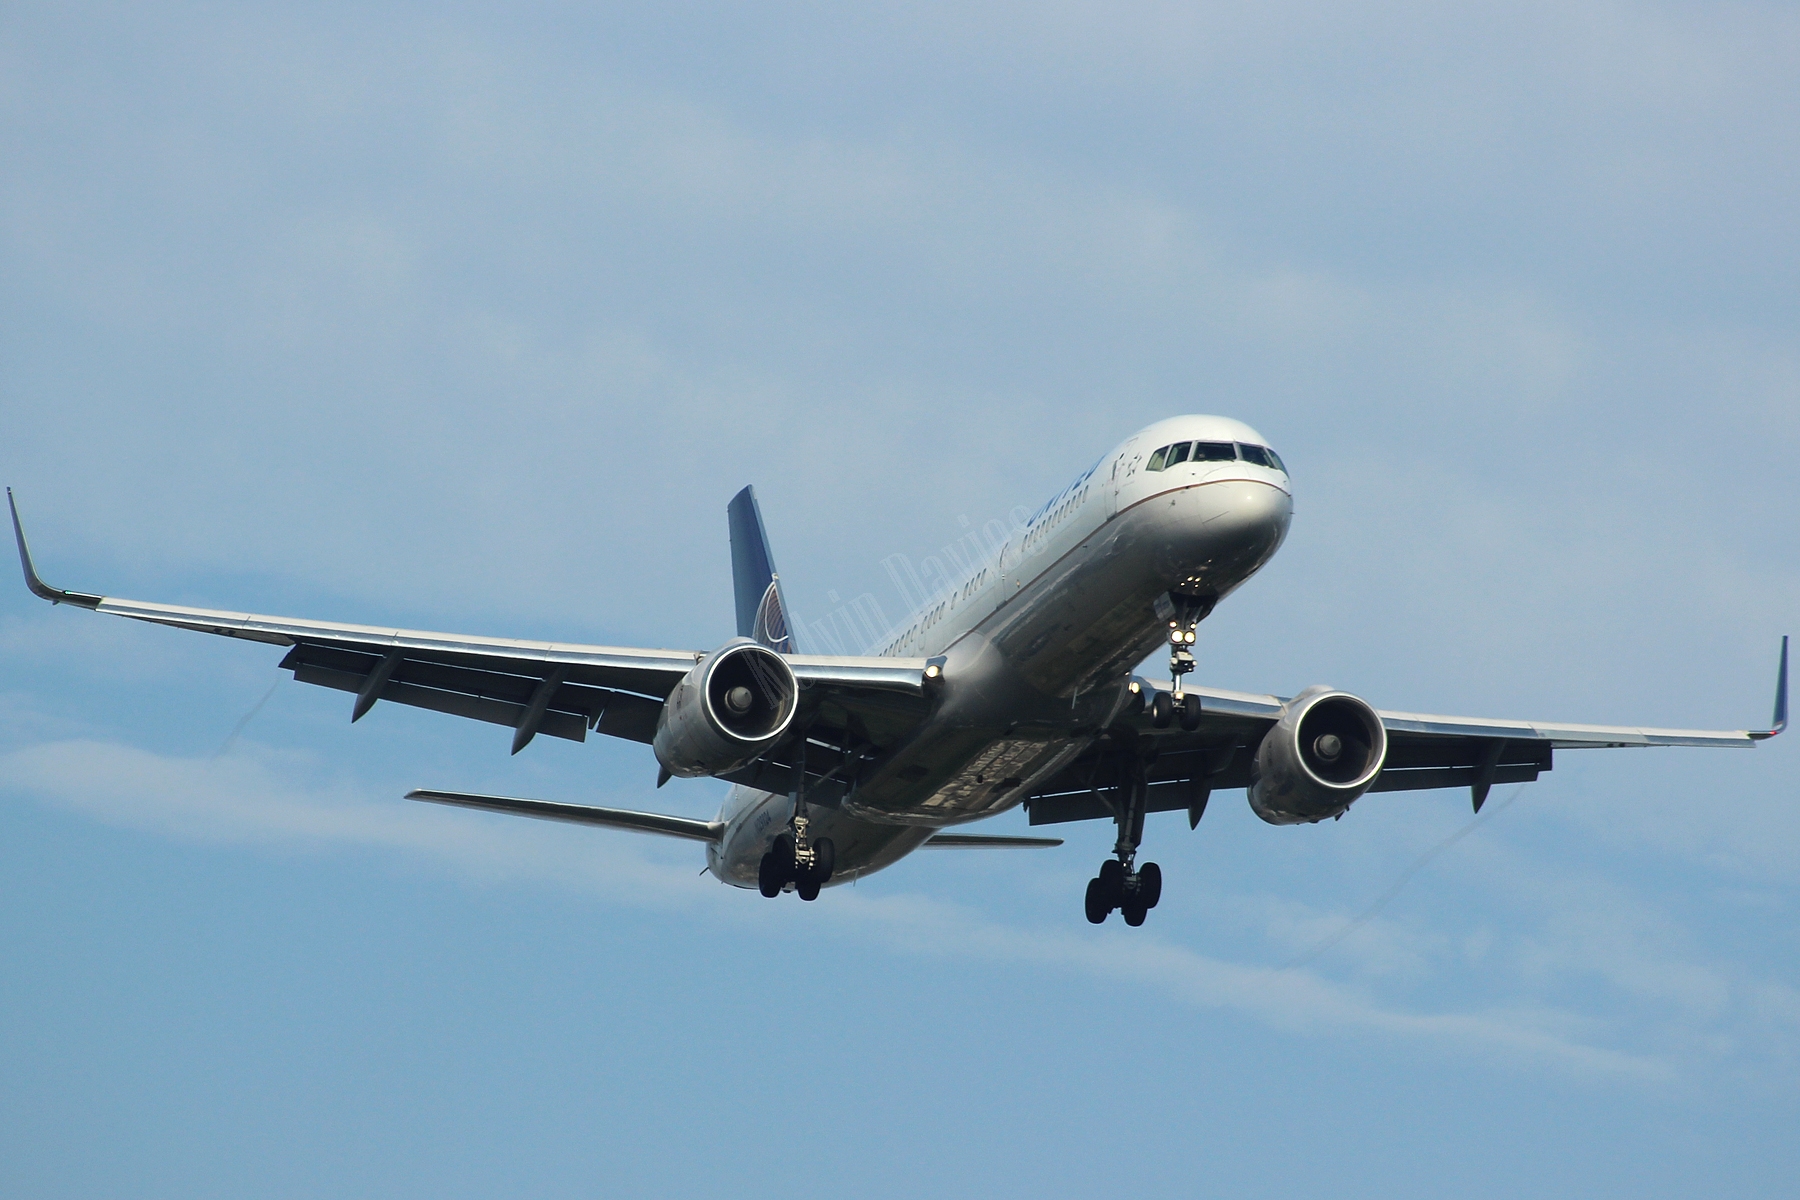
xmin=9 ymin=490 xmax=930 ymax=764
xmin=1027 ymin=642 xmax=1787 ymax=827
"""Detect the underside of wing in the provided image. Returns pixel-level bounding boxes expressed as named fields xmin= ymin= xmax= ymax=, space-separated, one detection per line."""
xmin=112 ymin=597 xmax=703 ymax=749
xmin=712 ymin=660 xmax=936 ymax=798
xmin=1026 ymin=649 xmax=1784 ymax=826
xmin=9 ymin=490 xmax=936 ymax=763
xmin=98 ymin=598 xmax=934 ymax=766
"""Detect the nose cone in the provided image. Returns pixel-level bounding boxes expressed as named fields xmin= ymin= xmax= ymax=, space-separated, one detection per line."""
xmin=1227 ymin=475 xmax=1290 ymax=518
xmin=1200 ymin=477 xmax=1292 ymax=547
xmin=1153 ymin=478 xmax=1292 ymax=587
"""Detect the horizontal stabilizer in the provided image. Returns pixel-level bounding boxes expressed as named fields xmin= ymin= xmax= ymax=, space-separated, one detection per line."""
xmin=405 ymin=788 xmax=722 ymax=842
xmin=923 ymin=834 xmax=1063 ymax=848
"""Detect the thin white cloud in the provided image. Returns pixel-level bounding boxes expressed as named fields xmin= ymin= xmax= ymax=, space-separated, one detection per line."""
xmin=3 ymin=733 xmax=1751 ymax=1082
xmin=1 ymin=738 xmax=710 ymax=902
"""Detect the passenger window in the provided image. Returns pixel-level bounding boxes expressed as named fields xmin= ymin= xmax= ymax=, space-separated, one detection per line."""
xmin=1190 ymin=441 xmax=1236 ymax=462
xmin=1237 ymin=444 xmax=1273 ymax=467
xmin=1165 ymin=442 xmax=1192 ymax=465
xmin=1146 ymin=446 xmax=1168 ymax=471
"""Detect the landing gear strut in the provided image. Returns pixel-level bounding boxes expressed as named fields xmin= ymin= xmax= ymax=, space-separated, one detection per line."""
xmin=758 ymin=734 xmax=835 ymax=901
xmin=1084 ymin=748 xmax=1163 ymax=926
xmin=1152 ymin=593 xmax=1209 ymax=732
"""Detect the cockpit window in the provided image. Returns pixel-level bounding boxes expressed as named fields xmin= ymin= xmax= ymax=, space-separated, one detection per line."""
xmin=1148 ymin=440 xmax=1275 ymax=471
xmin=1191 ymin=441 xmax=1236 ymax=462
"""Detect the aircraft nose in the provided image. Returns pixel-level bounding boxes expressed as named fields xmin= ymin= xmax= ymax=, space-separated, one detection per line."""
xmin=1207 ymin=478 xmax=1292 ymax=540
xmin=1157 ymin=477 xmax=1292 ymax=582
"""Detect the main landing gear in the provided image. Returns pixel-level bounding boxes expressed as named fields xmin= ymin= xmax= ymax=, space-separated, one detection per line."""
xmin=758 ymin=813 xmax=835 ymax=901
xmin=1085 ymin=859 xmax=1162 ymax=926
xmin=758 ymin=737 xmax=835 ymax=900
xmin=1084 ymin=747 xmax=1163 ymax=926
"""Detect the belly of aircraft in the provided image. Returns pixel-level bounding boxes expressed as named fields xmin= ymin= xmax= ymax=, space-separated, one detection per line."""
xmin=843 ymin=734 xmax=1085 ymax=827
xmin=710 ymin=788 xmax=937 ymax=888
xmin=839 ymin=477 xmax=1289 ymax=827
xmin=714 ymin=475 xmax=1291 ymax=882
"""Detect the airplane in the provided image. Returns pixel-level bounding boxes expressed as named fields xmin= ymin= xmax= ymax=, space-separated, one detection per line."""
xmin=8 ymin=415 xmax=1788 ymax=926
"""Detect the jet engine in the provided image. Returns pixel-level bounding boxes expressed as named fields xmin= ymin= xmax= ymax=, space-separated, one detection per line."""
xmin=653 ymin=639 xmax=799 ymax=779
xmin=1247 ymin=686 xmax=1388 ymax=824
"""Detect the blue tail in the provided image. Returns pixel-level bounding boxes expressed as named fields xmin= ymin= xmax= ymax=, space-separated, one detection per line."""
xmin=727 ymin=486 xmax=796 ymax=653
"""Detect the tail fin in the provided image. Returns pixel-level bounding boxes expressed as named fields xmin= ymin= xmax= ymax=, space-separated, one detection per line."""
xmin=728 ymin=486 xmax=797 ymax=653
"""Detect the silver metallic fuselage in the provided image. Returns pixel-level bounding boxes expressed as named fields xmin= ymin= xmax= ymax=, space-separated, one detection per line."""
xmin=706 ymin=415 xmax=1294 ymax=888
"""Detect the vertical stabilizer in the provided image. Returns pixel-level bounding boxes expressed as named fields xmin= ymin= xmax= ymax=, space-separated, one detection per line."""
xmin=727 ymin=486 xmax=797 ymax=653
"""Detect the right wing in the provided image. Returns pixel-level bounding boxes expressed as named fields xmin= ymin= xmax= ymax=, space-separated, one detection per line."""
xmin=1026 ymin=643 xmax=1785 ymax=827
xmin=10 ymin=489 xmax=932 ymax=765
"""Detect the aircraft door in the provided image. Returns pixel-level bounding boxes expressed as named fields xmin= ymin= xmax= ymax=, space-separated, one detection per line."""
xmin=1108 ymin=437 xmax=1141 ymax=518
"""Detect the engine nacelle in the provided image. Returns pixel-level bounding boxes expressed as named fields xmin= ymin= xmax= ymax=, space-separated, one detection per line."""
xmin=653 ymin=639 xmax=799 ymax=779
xmin=1248 ymin=686 xmax=1388 ymax=825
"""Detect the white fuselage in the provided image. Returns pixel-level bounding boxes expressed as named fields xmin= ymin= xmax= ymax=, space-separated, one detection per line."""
xmin=706 ymin=415 xmax=1294 ymax=887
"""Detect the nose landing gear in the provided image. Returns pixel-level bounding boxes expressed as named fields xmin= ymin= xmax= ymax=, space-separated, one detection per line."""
xmin=1149 ymin=689 xmax=1202 ymax=731
xmin=1153 ymin=593 xmax=1209 ymax=732
xmin=1084 ymin=747 xmax=1163 ymax=926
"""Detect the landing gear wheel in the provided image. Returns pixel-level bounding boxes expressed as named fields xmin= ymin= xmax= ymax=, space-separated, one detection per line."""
xmin=1121 ymin=902 xmax=1148 ymax=927
xmin=1084 ymin=877 xmax=1110 ymax=924
xmin=1150 ymin=691 xmax=1173 ymax=728
xmin=1097 ymin=858 xmax=1127 ymax=908
xmin=1135 ymin=862 xmax=1162 ymax=910
xmin=1178 ymin=696 xmax=1202 ymax=731
xmin=761 ymin=832 xmax=796 ymax=898
xmin=811 ymin=837 xmax=836 ymax=886
xmin=757 ymin=852 xmax=784 ymax=898
xmin=794 ymin=835 xmax=833 ymax=901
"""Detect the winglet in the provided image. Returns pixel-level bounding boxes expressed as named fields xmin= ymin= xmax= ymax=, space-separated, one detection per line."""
xmin=7 ymin=489 xmax=102 ymax=609
xmin=1752 ymin=635 xmax=1788 ymax=740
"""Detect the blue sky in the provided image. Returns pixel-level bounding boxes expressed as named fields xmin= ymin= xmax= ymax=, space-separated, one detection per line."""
xmin=3 ymin=3 xmax=1797 ymax=1196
